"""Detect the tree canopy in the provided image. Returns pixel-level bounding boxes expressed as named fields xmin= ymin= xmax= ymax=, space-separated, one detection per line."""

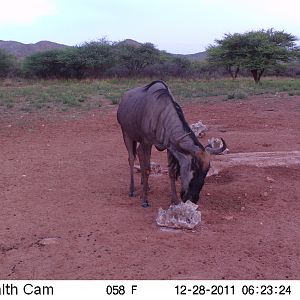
xmin=207 ymin=29 xmax=299 ymax=82
xmin=0 ymin=49 xmax=16 ymax=78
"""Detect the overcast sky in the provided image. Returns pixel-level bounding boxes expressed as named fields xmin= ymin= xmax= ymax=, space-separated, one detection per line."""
xmin=0 ymin=0 xmax=299 ymax=54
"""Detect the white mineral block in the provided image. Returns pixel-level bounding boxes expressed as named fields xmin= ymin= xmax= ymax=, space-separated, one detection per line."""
xmin=156 ymin=200 xmax=201 ymax=229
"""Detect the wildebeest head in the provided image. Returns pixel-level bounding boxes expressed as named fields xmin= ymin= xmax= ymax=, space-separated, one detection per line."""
xmin=175 ymin=136 xmax=227 ymax=204
xmin=178 ymin=149 xmax=210 ymax=204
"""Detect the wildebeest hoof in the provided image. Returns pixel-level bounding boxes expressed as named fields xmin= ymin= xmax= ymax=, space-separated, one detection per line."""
xmin=141 ymin=201 xmax=150 ymax=208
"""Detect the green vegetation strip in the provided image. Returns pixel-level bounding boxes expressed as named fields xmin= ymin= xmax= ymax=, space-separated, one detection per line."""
xmin=1 ymin=78 xmax=300 ymax=111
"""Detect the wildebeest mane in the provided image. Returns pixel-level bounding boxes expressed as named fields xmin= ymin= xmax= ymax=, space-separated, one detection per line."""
xmin=151 ymin=85 xmax=203 ymax=149
xmin=147 ymin=82 xmax=206 ymax=181
xmin=144 ymin=80 xmax=168 ymax=91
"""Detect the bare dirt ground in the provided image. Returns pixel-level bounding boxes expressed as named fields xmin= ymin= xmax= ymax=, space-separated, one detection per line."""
xmin=1 ymin=94 xmax=300 ymax=280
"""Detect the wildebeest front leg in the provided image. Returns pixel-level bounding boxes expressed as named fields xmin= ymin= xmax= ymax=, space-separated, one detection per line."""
xmin=137 ymin=143 xmax=152 ymax=207
xmin=167 ymin=150 xmax=180 ymax=205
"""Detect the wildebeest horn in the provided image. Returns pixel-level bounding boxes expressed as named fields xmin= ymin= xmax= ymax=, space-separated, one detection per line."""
xmin=205 ymin=138 xmax=228 ymax=155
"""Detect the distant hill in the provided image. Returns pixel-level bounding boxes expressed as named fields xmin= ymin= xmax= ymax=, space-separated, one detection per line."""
xmin=0 ymin=40 xmax=69 ymax=59
xmin=119 ymin=39 xmax=207 ymax=61
xmin=176 ymin=51 xmax=207 ymax=61
xmin=0 ymin=39 xmax=207 ymax=61
xmin=117 ymin=39 xmax=142 ymax=47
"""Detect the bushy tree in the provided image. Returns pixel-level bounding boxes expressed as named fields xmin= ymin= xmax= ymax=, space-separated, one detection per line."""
xmin=23 ymin=49 xmax=63 ymax=78
xmin=207 ymin=33 xmax=244 ymax=79
xmin=0 ymin=49 xmax=17 ymax=78
xmin=23 ymin=39 xmax=116 ymax=79
xmin=55 ymin=47 xmax=85 ymax=78
xmin=207 ymin=29 xmax=299 ymax=83
xmin=114 ymin=42 xmax=160 ymax=76
xmin=76 ymin=39 xmax=115 ymax=77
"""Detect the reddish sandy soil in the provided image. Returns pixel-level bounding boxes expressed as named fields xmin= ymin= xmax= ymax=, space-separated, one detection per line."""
xmin=1 ymin=94 xmax=300 ymax=280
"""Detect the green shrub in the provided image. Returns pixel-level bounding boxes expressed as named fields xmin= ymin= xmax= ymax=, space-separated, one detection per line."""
xmin=0 ymin=49 xmax=17 ymax=78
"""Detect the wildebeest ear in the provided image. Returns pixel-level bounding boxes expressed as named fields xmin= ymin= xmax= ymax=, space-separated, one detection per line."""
xmin=195 ymin=150 xmax=211 ymax=171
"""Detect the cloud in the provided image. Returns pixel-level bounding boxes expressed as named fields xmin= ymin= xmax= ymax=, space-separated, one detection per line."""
xmin=0 ymin=0 xmax=57 ymax=25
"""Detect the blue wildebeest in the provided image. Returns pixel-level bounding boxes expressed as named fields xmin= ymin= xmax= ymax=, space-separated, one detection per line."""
xmin=117 ymin=80 xmax=226 ymax=207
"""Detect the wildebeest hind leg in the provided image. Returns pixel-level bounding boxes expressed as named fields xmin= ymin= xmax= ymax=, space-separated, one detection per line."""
xmin=137 ymin=143 xmax=152 ymax=207
xmin=122 ymin=133 xmax=137 ymax=197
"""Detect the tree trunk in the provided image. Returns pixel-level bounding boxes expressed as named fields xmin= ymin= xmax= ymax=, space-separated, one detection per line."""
xmin=251 ymin=69 xmax=265 ymax=84
xmin=251 ymin=70 xmax=259 ymax=83
xmin=227 ymin=66 xmax=240 ymax=80
xmin=258 ymin=68 xmax=265 ymax=82
xmin=234 ymin=66 xmax=240 ymax=79
xmin=227 ymin=66 xmax=234 ymax=79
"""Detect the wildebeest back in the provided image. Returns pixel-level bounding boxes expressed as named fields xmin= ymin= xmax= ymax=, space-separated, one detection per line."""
xmin=117 ymin=82 xmax=186 ymax=148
